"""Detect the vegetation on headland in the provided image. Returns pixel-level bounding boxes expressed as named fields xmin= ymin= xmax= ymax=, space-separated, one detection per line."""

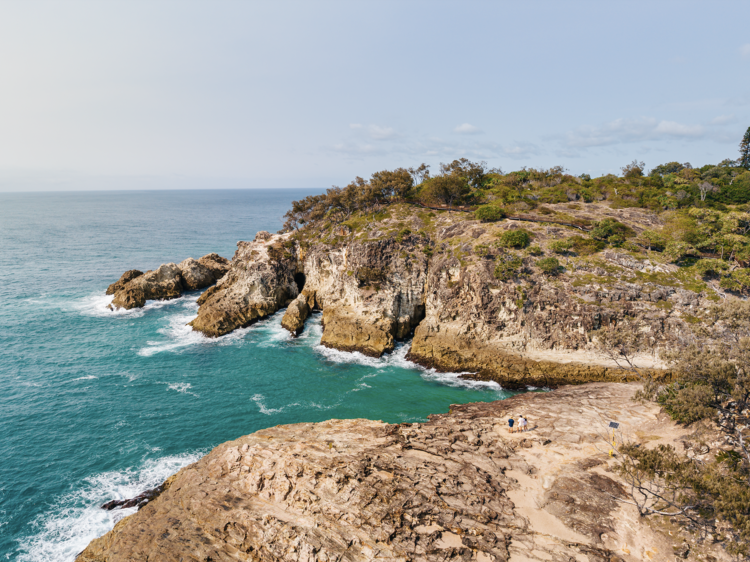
xmin=284 ymin=126 xmax=750 ymax=296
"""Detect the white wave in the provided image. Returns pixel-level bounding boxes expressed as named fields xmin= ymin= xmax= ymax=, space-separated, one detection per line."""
xmin=165 ymin=382 xmax=199 ymax=397
xmin=137 ymin=297 xmax=275 ymax=357
xmin=251 ymin=393 xmax=339 ymax=416
xmin=70 ymin=375 xmax=98 ymax=382
xmin=73 ymin=292 xmax=191 ymax=320
xmin=249 ymin=312 xmax=293 ymax=347
xmin=16 ymin=451 xmax=204 ymax=562
xmin=316 ymin=341 xmax=504 ymax=393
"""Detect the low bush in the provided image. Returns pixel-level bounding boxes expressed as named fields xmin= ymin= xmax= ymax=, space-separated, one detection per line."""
xmin=493 ymin=254 xmax=523 ymax=281
xmin=549 ymin=238 xmax=573 ymax=254
xmin=537 ymin=256 xmax=561 ymax=275
xmin=474 ymin=205 xmax=506 ymax=222
xmin=527 ymin=245 xmax=543 ymax=256
xmin=719 ymin=269 xmax=750 ymax=293
xmin=497 ymin=229 xmax=531 ymax=248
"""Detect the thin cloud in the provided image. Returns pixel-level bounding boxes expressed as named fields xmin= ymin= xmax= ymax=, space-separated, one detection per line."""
xmin=368 ymin=125 xmax=399 ymax=141
xmin=454 ymin=123 xmax=481 ymax=135
xmin=563 ymin=117 xmax=706 ymax=148
xmin=741 ymin=43 xmax=750 ymax=59
xmin=711 ymin=114 xmax=736 ymax=125
xmin=349 ymin=123 xmax=363 ymax=129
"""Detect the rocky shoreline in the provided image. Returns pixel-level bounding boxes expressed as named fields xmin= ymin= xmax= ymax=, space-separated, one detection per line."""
xmin=77 ymin=382 xmax=731 ymax=562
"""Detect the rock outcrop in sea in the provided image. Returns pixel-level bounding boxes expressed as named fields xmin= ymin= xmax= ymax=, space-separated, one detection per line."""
xmin=107 ymin=253 xmax=230 ymax=310
xmin=78 ymin=383 xmax=728 ymax=562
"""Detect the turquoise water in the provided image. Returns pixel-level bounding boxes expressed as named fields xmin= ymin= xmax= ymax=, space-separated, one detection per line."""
xmin=0 ymin=189 xmax=517 ymax=561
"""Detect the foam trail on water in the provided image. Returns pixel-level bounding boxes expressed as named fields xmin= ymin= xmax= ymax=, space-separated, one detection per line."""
xmin=15 ymin=451 xmax=204 ymax=562
xmin=251 ymin=393 xmax=339 ymax=415
xmin=137 ymin=301 xmax=289 ymax=357
xmin=165 ymin=382 xmax=199 ymax=397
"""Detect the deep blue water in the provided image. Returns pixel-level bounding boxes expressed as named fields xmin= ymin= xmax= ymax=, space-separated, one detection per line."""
xmin=0 ymin=189 xmax=516 ymax=561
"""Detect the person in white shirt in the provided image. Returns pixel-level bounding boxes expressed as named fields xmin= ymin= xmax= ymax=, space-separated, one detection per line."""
xmin=518 ymin=416 xmax=528 ymax=432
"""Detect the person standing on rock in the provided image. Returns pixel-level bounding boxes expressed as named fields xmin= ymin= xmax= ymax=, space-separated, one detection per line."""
xmin=519 ymin=416 xmax=528 ymax=432
xmin=508 ymin=417 xmax=515 ymax=433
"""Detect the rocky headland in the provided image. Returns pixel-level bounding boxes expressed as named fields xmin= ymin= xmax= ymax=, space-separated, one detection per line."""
xmin=78 ymin=382 xmax=732 ymax=562
xmin=154 ymin=201 xmax=737 ymax=388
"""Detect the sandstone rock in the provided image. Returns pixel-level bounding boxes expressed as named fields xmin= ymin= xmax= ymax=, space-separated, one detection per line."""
xmin=79 ymin=383 xmax=709 ymax=562
xmin=280 ymin=292 xmax=311 ymax=335
xmin=197 ymin=252 xmax=230 ymax=279
xmin=107 ymin=254 xmax=229 ymax=309
xmin=301 ymin=236 xmax=428 ymax=356
xmin=110 ymin=263 xmax=183 ymax=310
xmin=177 ymin=253 xmax=229 ymax=291
xmin=105 ymin=270 xmax=143 ymax=295
xmin=177 ymin=258 xmax=215 ymax=290
xmin=190 ymin=234 xmax=299 ymax=337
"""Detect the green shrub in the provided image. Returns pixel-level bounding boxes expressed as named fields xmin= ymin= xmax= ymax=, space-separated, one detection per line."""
xmin=590 ymin=218 xmax=636 ymax=246
xmin=497 ymin=229 xmax=531 ymax=248
xmin=550 ymin=238 xmax=573 ymax=254
xmin=636 ymin=229 xmax=667 ymax=251
xmin=474 ymin=244 xmax=490 ymax=257
xmin=493 ymin=254 xmax=523 ymax=281
xmin=527 ymin=245 xmax=543 ymax=256
xmin=569 ymin=235 xmax=606 ymax=255
xmin=395 ymin=227 xmax=411 ymax=243
xmin=537 ymin=257 xmax=561 ymax=275
xmin=695 ymin=258 xmax=729 ymax=277
xmin=657 ymin=383 xmax=717 ymax=424
xmin=474 ymin=205 xmax=506 ymax=222
xmin=664 ymin=241 xmax=698 ymax=263
xmin=720 ymin=269 xmax=750 ymax=293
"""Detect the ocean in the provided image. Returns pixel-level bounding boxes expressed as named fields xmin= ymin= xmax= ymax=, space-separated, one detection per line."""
xmin=0 ymin=189 xmax=517 ymax=561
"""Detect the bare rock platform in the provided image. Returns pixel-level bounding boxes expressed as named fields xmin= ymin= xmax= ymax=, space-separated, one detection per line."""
xmin=78 ymin=383 xmax=729 ymax=562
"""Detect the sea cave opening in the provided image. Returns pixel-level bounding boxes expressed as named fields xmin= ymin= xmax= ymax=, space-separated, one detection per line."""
xmin=294 ymin=272 xmax=306 ymax=292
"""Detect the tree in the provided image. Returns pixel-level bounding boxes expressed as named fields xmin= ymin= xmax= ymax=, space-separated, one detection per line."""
xmin=439 ymin=158 xmax=487 ymax=188
xmin=740 ymin=126 xmax=750 ymax=170
xmin=649 ymin=161 xmax=685 ymax=177
xmin=369 ymin=168 xmax=414 ymax=201
xmin=621 ymin=160 xmax=646 ymax=178
xmin=421 ymin=174 xmax=470 ymax=211
xmin=408 ymin=163 xmax=430 ymax=185
xmin=698 ymin=181 xmax=715 ymax=202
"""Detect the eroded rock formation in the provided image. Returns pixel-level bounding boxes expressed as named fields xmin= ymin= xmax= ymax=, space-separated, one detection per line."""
xmin=291 ymin=236 xmax=428 ymax=356
xmin=189 ymin=232 xmax=300 ymax=337
xmin=107 ymin=253 xmax=229 ymax=310
xmin=79 ymin=383 xmax=727 ymax=562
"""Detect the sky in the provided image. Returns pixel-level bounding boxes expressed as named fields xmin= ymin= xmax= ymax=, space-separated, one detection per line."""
xmin=1 ymin=0 xmax=749 ymax=192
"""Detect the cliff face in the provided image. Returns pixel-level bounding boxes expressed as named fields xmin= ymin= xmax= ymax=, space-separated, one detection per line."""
xmin=294 ymin=235 xmax=429 ymax=356
xmin=78 ymin=383 xmax=728 ymax=562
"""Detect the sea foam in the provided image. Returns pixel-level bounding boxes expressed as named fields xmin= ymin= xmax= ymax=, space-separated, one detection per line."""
xmin=15 ymin=451 xmax=203 ymax=562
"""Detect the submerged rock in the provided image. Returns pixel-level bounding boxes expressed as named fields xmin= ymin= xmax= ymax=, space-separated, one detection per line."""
xmin=79 ymin=383 xmax=709 ymax=562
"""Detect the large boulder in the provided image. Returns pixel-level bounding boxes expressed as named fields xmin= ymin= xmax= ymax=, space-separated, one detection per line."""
xmin=178 ymin=254 xmax=231 ymax=291
xmin=110 ymin=263 xmax=183 ymax=310
xmin=197 ymin=253 xmax=230 ymax=279
xmin=105 ymin=270 xmax=143 ymax=295
xmin=280 ymin=292 xmax=311 ymax=335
